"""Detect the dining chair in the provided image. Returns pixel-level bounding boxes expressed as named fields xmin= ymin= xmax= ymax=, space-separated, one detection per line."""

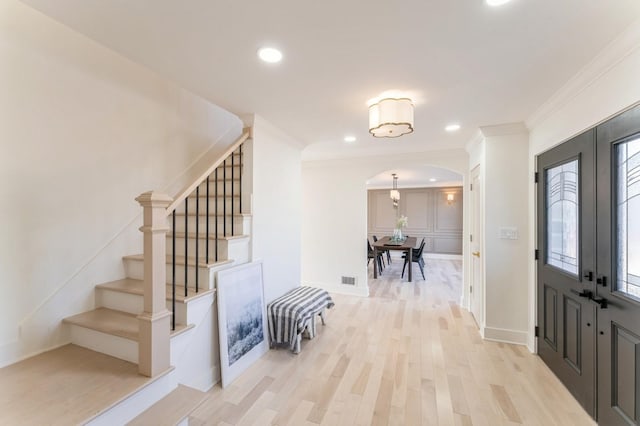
xmin=402 ymin=237 xmax=425 ymax=262
xmin=401 ymin=239 xmax=426 ymax=280
xmin=372 ymin=235 xmax=391 ymax=264
xmin=367 ymin=240 xmax=384 ymax=275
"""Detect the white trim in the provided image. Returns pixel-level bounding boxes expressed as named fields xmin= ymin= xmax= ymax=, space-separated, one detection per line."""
xmin=69 ymin=326 xmax=138 ymax=363
xmin=526 ymin=18 xmax=640 ymax=130
xmin=479 ymin=122 xmax=528 ymax=138
xmin=424 ymin=253 xmax=462 ymax=260
xmin=482 ymin=326 xmax=529 ymax=346
xmin=464 ymin=129 xmax=484 ymax=154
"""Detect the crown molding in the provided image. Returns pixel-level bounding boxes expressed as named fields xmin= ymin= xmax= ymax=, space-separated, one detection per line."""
xmin=465 ymin=129 xmax=484 ymax=153
xmin=526 ymin=18 xmax=640 ymax=130
xmin=478 ymin=122 xmax=528 ymax=138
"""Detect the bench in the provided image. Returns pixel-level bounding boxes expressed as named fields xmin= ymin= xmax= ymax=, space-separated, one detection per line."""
xmin=267 ymin=286 xmax=334 ymax=353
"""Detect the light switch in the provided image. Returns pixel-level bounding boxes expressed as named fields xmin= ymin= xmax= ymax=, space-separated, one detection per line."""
xmin=499 ymin=227 xmax=518 ymax=240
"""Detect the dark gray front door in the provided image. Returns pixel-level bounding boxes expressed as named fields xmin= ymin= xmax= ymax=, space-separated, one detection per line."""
xmin=596 ymin=105 xmax=640 ymax=425
xmin=537 ymin=130 xmax=597 ymax=417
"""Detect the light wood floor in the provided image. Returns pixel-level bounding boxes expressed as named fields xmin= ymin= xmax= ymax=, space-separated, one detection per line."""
xmin=190 ymin=256 xmax=595 ymax=425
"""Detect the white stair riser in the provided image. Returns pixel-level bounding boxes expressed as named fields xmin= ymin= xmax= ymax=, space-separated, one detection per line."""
xmin=166 ymin=237 xmax=250 ymax=264
xmin=172 ymin=215 xmax=250 ymax=235
xmin=167 ymin=237 xmax=250 ymax=264
xmin=124 ymin=258 xmax=213 ymax=289
xmin=69 ymin=325 xmax=138 ymax=363
xmin=96 ymin=288 xmax=143 ymax=316
xmin=174 ymin=198 xmax=241 ymax=215
xmin=95 ymin=288 xmax=188 ymax=325
xmin=166 ymin=236 xmax=229 ymax=259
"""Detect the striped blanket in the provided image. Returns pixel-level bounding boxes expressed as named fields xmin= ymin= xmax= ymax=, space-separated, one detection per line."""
xmin=267 ymin=286 xmax=335 ymax=352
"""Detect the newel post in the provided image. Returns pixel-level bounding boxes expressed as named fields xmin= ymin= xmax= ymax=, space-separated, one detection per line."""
xmin=135 ymin=191 xmax=172 ymax=377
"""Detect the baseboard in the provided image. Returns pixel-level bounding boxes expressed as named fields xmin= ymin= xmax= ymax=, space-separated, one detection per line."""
xmin=424 ymin=253 xmax=463 ymax=260
xmin=482 ymin=326 xmax=529 ymax=346
xmin=303 ymin=282 xmax=369 ymax=298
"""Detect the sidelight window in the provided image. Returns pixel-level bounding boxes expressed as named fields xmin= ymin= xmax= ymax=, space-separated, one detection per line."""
xmin=546 ymin=160 xmax=579 ymax=275
xmin=616 ymin=137 xmax=640 ymax=298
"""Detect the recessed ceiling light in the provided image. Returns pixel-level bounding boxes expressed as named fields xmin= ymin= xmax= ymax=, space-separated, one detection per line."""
xmin=344 ymin=135 xmax=356 ymax=143
xmin=258 ymin=47 xmax=283 ymax=63
xmin=429 ymin=178 xmax=437 ymax=182
xmin=486 ymin=0 xmax=512 ymax=6
xmin=445 ymin=123 xmax=461 ymax=132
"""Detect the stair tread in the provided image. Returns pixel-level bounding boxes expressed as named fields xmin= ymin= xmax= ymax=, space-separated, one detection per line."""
xmin=127 ymin=384 xmax=208 ymax=426
xmin=167 ymin=232 xmax=250 ymax=241
xmin=123 ymin=254 xmax=234 ymax=268
xmin=63 ymin=307 xmax=192 ymax=341
xmin=96 ymin=278 xmax=215 ymax=302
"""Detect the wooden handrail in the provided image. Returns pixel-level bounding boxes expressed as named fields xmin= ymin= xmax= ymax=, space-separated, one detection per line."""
xmin=165 ymin=128 xmax=250 ymax=215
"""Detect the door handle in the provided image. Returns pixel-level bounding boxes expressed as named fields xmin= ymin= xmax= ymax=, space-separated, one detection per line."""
xmin=589 ymin=296 xmax=608 ymax=309
xmin=570 ymin=289 xmax=592 ymax=298
xmin=472 ymin=251 xmax=480 ymax=258
xmin=583 ymin=271 xmax=593 ymax=281
xmin=596 ymin=275 xmax=608 ymax=287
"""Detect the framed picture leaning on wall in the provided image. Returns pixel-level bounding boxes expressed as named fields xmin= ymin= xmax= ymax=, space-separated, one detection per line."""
xmin=216 ymin=261 xmax=268 ymax=388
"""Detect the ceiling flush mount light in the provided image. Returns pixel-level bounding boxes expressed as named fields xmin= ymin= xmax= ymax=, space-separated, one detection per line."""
xmin=258 ymin=47 xmax=283 ymax=63
xmin=445 ymin=123 xmax=461 ymax=132
xmin=369 ymin=98 xmax=414 ymax=138
xmin=390 ymin=174 xmax=400 ymax=208
xmin=344 ymin=135 xmax=356 ymax=143
xmin=486 ymin=0 xmax=512 ymax=6
xmin=429 ymin=178 xmax=437 ymax=182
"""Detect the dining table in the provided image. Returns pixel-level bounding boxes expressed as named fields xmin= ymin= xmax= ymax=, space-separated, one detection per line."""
xmin=372 ymin=236 xmax=418 ymax=282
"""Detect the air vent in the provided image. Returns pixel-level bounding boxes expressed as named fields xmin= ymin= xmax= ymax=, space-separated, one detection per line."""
xmin=341 ymin=276 xmax=356 ymax=286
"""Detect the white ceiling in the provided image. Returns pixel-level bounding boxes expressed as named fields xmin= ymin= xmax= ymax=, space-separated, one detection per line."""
xmin=19 ymin=0 xmax=640 ymax=160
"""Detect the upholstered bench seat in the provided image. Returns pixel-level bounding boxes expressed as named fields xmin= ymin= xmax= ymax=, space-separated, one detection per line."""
xmin=267 ymin=286 xmax=334 ymax=353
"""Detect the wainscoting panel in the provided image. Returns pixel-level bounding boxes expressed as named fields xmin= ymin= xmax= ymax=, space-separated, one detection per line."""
xmin=368 ymin=186 xmax=463 ymax=255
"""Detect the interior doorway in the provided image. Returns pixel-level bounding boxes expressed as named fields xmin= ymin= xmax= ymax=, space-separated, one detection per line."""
xmin=469 ymin=166 xmax=483 ymax=327
xmin=365 ymin=165 xmax=465 ymax=297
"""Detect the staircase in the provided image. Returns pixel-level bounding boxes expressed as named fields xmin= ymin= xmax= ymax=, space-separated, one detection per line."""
xmin=60 ymin=130 xmax=252 ymax=424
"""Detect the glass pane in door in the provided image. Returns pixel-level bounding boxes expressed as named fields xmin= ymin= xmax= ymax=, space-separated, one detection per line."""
xmin=546 ymin=160 xmax=579 ymax=275
xmin=616 ymin=137 xmax=640 ymax=297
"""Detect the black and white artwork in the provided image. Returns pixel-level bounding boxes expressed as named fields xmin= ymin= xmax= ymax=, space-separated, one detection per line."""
xmin=217 ymin=261 xmax=267 ymax=388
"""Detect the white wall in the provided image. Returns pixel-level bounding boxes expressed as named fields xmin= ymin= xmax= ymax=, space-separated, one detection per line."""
xmin=526 ymin=20 xmax=640 ymax=351
xmin=302 ymin=149 xmax=469 ymax=299
xmin=0 ymin=0 xmax=242 ymax=367
xmin=467 ymin=125 xmax=530 ymax=345
xmin=250 ymin=115 xmax=304 ymax=303
xmin=483 ymin=125 xmax=530 ymax=343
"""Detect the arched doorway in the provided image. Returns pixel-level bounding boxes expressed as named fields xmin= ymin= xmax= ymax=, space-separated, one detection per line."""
xmin=366 ymin=165 xmax=465 ymax=302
